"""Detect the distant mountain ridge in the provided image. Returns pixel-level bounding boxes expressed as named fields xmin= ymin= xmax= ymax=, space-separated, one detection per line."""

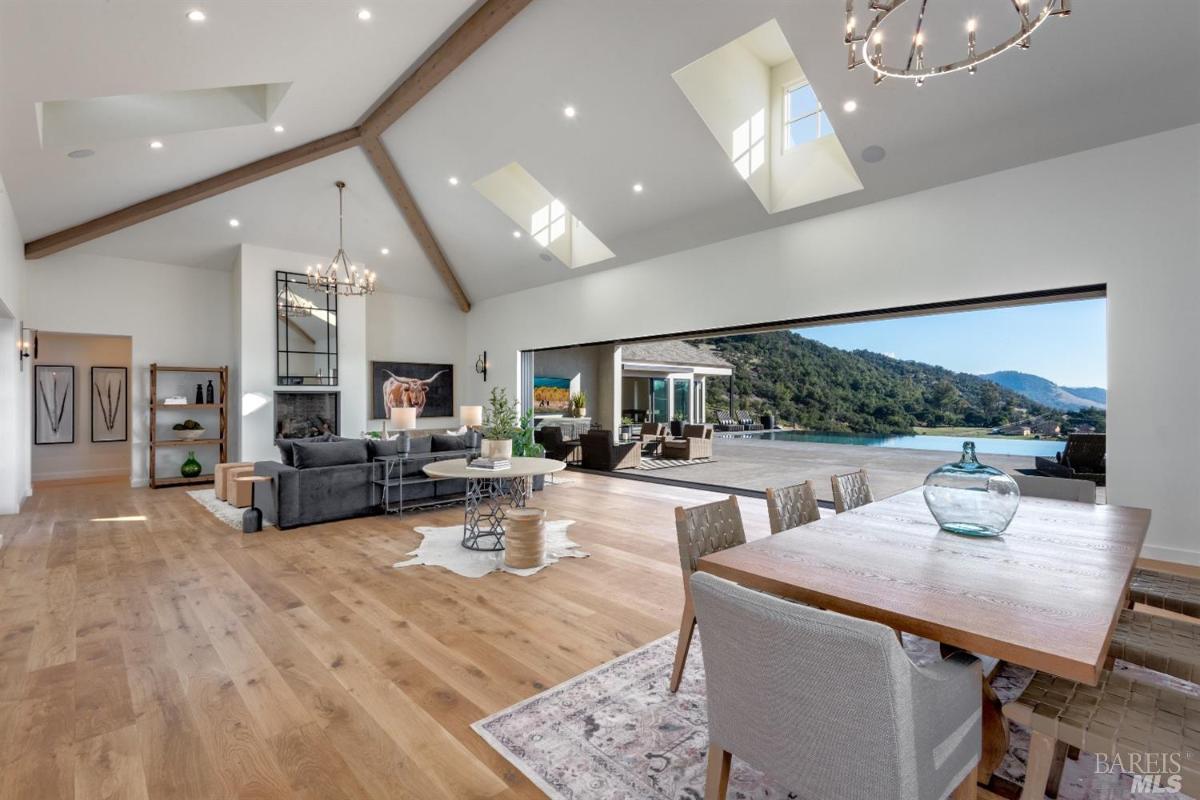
xmin=978 ymin=370 xmax=1106 ymax=411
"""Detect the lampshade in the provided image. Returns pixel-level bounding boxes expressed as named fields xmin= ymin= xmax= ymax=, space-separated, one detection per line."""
xmin=460 ymin=405 xmax=483 ymax=427
xmin=390 ymin=407 xmax=417 ymax=430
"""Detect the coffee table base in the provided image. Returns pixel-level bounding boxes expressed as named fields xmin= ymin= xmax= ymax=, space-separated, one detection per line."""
xmin=462 ymin=475 xmax=529 ymax=551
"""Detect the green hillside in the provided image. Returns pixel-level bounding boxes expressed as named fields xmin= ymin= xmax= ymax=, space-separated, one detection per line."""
xmin=692 ymin=331 xmax=1049 ymax=434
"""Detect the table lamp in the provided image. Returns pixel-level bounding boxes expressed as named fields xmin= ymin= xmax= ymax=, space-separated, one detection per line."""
xmin=391 ymin=407 xmax=417 ymax=431
xmin=461 ymin=405 xmax=483 ymax=428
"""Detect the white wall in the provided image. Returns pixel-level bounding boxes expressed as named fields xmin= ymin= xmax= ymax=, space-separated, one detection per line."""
xmin=466 ymin=124 xmax=1200 ymax=563
xmin=236 ymin=244 xmax=367 ymax=462
xmin=365 ymin=289 xmax=466 ymax=431
xmin=24 ymin=252 xmax=235 ymax=486
xmin=0 ymin=172 xmax=31 ymax=513
xmin=31 ymin=332 xmax=132 ymax=481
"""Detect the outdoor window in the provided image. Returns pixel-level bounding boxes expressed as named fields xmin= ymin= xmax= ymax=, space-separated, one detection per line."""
xmin=732 ymin=109 xmax=766 ymax=179
xmin=784 ymin=82 xmax=831 ymax=149
xmin=532 ymin=199 xmax=567 ymax=247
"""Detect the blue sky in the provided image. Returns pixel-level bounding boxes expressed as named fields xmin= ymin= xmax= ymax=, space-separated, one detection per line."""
xmin=796 ymin=298 xmax=1107 ymax=388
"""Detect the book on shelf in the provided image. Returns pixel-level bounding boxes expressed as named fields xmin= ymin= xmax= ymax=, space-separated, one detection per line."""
xmin=470 ymin=458 xmax=511 ymax=470
xmin=162 ymin=396 xmax=188 ymax=405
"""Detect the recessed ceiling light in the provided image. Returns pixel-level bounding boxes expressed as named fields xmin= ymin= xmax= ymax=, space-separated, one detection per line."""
xmin=843 ymin=99 xmax=858 ymax=113
xmin=149 ymin=140 xmax=163 ymax=150
xmin=380 ymin=247 xmax=389 ymax=255
xmin=186 ymin=9 xmax=206 ymax=22
xmin=67 ymin=149 xmax=94 ymax=159
xmin=357 ymin=8 xmax=371 ymax=21
xmin=228 ymin=218 xmax=240 ymax=228
xmin=563 ymin=105 xmax=577 ymax=119
xmin=448 ymin=176 xmax=459 ymax=186
xmin=273 ymin=124 xmax=285 ymax=133
xmin=512 ymin=230 xmax=522 ymax=239
xmin=632 ymin=183 xmax=644 ymax=194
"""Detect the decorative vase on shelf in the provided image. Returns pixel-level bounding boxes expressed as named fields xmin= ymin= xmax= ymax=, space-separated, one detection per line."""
xmin=194 ymin=383 xmax=203 ymax=404
xmin=923 ymin=441 xmax=1020 ymax=537
xmin=205 ymin=379 xmax=214 ymax=404
xmin=180 ymin=451 xmax=202 ymax=479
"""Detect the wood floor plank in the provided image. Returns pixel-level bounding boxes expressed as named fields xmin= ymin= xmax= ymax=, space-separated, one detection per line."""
xmin=74 ymin=724 xmax=150 ymax=800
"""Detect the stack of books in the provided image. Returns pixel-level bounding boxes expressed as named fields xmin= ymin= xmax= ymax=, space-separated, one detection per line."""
xmin=470 ymin=457 xmax=511 ymax=470
xmin=162 ymin=396 xmax=188 ymax=405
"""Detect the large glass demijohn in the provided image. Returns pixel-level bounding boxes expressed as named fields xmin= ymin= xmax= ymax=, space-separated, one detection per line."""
xmin=923 ymin=441 xmax=1020 ymax=537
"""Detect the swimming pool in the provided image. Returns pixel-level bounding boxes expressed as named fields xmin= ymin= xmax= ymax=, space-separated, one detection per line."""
xmin=747 ymin=430 xmax=1065 ymax=458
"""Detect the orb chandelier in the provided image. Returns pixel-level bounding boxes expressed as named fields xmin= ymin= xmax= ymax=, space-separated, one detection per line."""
xmin=305 ymin=180 xmax=376 ymax=296
xmin=844 ymin=0 xmax=1071 ymax=86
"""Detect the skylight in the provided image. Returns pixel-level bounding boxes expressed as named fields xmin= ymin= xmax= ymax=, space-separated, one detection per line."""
xmin=474 ymin=163 xmax=614 ymax=269
xmin=672 ymin=19 xmax=862 ymax=214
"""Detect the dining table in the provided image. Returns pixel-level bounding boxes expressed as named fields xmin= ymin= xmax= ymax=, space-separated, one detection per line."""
xmin=697 ymin=487 xmax=1151 ymax=790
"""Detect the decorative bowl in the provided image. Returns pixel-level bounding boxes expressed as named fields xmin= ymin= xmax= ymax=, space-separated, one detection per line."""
xmin=923 ymin=441 xmax=1020 ymax=537
xmin=176 ymin=428 xmax=207 ymax=441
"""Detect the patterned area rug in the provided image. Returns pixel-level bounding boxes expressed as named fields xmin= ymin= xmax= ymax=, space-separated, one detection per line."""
xmin=187 ymin=489 xmax=273 ymax=530
xmin=474 ymin=632 xmax=1198 ymax=799
xmin=393 ymin=519 xmax=587 ymax=578
xmin=637 ymin=457 xmax=716 ymax=471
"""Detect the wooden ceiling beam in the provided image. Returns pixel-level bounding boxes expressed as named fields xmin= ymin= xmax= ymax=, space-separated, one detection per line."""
xmin=25 ymin=127 xmax=362 ymax=259
xmin=361 ymin=136 xmax=471 ymax=312
xmin=360 ymin=0 xmax=535 ymax=137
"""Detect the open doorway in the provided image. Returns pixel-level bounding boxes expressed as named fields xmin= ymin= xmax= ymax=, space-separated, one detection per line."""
xmin=32 ymin=332 xmax=133 ymax=485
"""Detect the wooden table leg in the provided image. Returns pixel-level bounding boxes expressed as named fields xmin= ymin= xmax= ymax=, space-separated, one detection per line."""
xmin=978 ymin=679 xmax=1009 ymax=784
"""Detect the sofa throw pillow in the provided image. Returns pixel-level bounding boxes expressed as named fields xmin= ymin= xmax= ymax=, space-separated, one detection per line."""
xmin=292 ymin=438 xmax=369 ymax=469
xmin=367 ymin=438 xmax=403 ymax=459
xmin=431 ymin=433 xmax=467 ymax=452
xmin=275 ymin=434 xmax=332 ymax=466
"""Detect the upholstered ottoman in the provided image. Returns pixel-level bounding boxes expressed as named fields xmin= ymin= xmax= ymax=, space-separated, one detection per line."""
xmin=214 ymin=461 xmax=252 ymax=501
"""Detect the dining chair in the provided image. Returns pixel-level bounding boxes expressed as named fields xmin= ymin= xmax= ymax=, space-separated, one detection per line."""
xmin=764 ymin=480 xmax=820 ymax=534
xmin=670 ymin=495 xmax=746 ymax=693
xmin=831 ymin=469 xmax=874 ymax=513
xmin=1004 ymin=670 xmax=1200 ymax=800
xmin=691 ymin=571 xmax=981 ymax=800
xmin=1012 ymin=474 xmax=1097 ymax=503
xmin=1128 ymin=568 xmax=1200 ymax=621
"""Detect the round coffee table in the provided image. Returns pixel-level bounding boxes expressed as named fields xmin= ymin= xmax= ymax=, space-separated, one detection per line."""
xmin=422 ymin=457 xmax=566 ymax=551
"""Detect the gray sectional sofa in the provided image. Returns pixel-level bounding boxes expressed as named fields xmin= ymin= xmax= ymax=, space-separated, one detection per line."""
xmin=253 ymin=432 xmax=479 ymax=529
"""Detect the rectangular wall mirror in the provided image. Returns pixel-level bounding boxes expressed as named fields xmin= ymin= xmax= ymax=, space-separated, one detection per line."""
xmin=276 ymin=270 xmax=338 ymax=386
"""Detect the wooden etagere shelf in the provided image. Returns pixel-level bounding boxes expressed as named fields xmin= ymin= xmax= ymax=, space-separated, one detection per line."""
xmin=149 ymin=364 xmax=229 ymax=489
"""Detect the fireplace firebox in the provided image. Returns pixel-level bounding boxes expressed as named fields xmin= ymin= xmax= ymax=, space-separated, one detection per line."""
xmin=274 ymin=391 xmax=339 ymax=439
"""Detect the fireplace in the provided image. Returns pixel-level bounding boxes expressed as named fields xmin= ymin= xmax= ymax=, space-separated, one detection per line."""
xmin=274 ymin=391 xmax=339 ymax=438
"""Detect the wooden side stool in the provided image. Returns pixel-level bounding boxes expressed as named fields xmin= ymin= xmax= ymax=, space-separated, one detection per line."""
xmin=236 ymin=475 xmax=272 ymax=533
xmin=214 ymin=461 xmax=252 ymax=501
xmin=505 ymin=507 xmax=546 ymax=569
xmin=227 ymin=465 xmax=256 ymax=507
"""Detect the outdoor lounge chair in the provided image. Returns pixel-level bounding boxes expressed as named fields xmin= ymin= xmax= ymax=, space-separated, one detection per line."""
xmin=536 ymin=425 xmax=581 ymax=464
xmin=580 ymin=431 xmax=641 ymax=470
xmin=634 ymin=422 xmax=665 ymax=440
xmin=714 ymin=411 xmax=741 ymax=431
xmin=661 ymin=424 xmax=714 ymax=460
xmin=1035 ymin=432 xmax=1106 ymax=486
xmin=736 ymin=410 xmax=764 ymax=431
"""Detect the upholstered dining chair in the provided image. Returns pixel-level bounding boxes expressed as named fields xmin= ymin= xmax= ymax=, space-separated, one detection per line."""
xmin=1012 ymin=474 xmax=1097 ymax=503
xmin=764 ymin=480 xmax=820 ymax=534
xmin=691 ymin=572 xmax=982 ymax=800
xmin=831 ymin=469 xmax=874 ymax=513
xmin=670 ymin=495 xmax=746 ymax=693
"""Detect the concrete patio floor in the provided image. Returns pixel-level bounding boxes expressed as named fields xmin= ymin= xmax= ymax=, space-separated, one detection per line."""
xmin=635 ymin=436 xmax=1038 ymax=503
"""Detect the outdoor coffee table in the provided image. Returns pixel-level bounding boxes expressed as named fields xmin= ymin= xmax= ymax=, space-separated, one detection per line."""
xmin=422 ymin=457 xmax=566 ymax=551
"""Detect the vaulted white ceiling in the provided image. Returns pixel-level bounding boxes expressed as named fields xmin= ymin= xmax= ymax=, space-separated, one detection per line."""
xmin=2 ymin=0 xmax=1198 ymax=304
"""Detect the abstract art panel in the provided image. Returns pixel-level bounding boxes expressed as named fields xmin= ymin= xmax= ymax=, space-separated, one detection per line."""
xmin=91 ymin=366 xmax=128 ymax=443
xmin=34 ymin=364 xmax=74 ymax=445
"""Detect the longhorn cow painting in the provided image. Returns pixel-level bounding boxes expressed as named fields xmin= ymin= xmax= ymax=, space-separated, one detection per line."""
xmin=371 ymin=361 xmax=454 ymax=420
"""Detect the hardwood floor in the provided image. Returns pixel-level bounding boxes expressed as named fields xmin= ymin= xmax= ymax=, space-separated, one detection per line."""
xmin=0 ymin=473 xmax=767 ymax=799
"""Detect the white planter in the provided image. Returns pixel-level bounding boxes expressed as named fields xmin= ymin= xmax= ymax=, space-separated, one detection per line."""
xmin=481 ymin=438 xmax=513 ymax=460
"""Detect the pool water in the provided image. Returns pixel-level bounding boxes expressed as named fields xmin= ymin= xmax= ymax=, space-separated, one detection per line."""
xmin=750 ymin=430 xmax=1065 ymax=458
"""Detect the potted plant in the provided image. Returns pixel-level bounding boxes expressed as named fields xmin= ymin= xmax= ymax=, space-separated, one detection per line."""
xmin=670 ymin=411 xmax=685 ymax=437
xmin=481 ymin=387 xmax=519 ymax=459
xmin=512 ymin=409 xmax=545 ymax=458
xmin=569 ymin=391 xmax=587 ymax=418
xmin=619 ymin=415 xmax=634 ymax=441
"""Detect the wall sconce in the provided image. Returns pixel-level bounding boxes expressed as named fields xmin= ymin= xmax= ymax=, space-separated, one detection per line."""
xmin=18 ymin=325 xmax=36 ymax=371
xmin=475 ymin=351 xmax=488 ymax=382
